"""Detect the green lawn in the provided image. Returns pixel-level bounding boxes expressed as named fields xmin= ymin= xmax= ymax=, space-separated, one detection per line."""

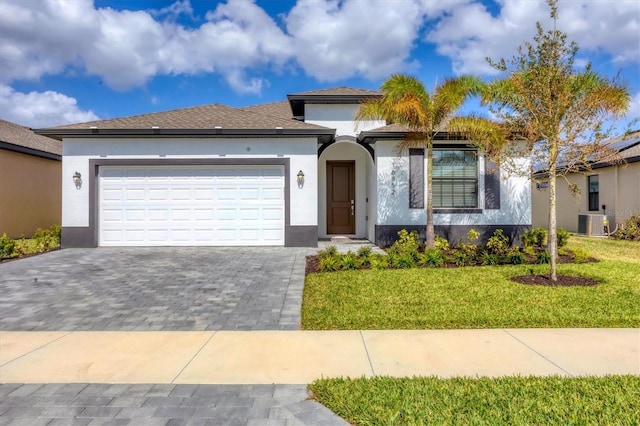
xmin=301 ymin=237 xmax=640 ymax=329
xmin=309 ymin=375 xmax=640 ymax=426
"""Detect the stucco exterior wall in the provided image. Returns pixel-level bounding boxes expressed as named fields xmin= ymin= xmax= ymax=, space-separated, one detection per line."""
xmin=532 ymin=162 xmax=640 ymax=232
xmin=375 ymin=140 xmax=531 ymax=227
xmin=305 ymin=104 xmax=384 ymax=137
xmin=62 ymin=137 xmax=318 ymax=233
xmin=0 ymin=149 xmax=61 ymax=238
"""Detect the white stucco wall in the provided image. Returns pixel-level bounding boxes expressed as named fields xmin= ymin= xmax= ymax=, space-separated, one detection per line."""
xmin=305 ymin=104 xmax=384 ymax=137
xmin=375 ymin=140 xmax=531 ymax=227
xmin=62 ymin=137 xmax=318 ymax=228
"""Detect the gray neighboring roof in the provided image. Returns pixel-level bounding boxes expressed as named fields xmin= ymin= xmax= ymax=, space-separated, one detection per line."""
xmin=0 ymin=119 xmax=61 ymax=159
xmin=607 ymin=130 xmax=640 ymax=156
xmin=533 ymin=130 xmax=640 ymax=175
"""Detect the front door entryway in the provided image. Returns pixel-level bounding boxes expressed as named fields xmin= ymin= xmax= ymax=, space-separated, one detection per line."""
xmin=326 ymin=161 xmax=355 ymax=234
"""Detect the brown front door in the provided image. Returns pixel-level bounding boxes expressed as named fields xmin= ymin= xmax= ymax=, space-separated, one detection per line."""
xmin=327 ymin=161 xmax=355 ymax=234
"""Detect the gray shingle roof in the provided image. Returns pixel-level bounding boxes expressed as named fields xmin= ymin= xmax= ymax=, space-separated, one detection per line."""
xmin=0 ymin=119 xmax=61 ymax=156
xmin=241 ymin=101 xmax=294 ymax=121
xmin=48 ymin=103 xmax=328 ymax=131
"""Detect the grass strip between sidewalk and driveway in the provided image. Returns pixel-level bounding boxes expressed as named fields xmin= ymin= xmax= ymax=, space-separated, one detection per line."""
xmin=301 ymin=237 xmax=640 ymax=330
xmin=309 ymin=375 xmax=640 ymax=426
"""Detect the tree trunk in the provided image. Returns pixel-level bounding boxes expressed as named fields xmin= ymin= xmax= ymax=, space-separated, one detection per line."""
xmin=426 ymin=141 xmax=435 ymax=246
xmin=548 ymin=162 xmax=558 ymax=281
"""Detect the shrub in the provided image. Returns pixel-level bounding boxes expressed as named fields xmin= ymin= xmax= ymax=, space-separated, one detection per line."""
xmin=340 ymin=252 xmax=358 ymax=270
xmin=33 ymin=226 xmax=60 ymax=251
xmin=318 ymin=245 xmax=338 ymax=259
xmin=370 ymin=254 xmax=389 ymax=270
xmin=356 ymin=246 xmax=372 ymax=258
xmin=0 ymin=233 xmax=16 ymax=258
xmin=388 ymin=229 xmax=420 ymax=260
xmin=614 ymin=215 xmax=640 ymax=241
xmin=572 ymin=247 xmax=591 ymax=263
xmin=319 ymin=256 xmax=340 ymax=272
xmin=557 ymin=228 xmax=570 ymax=247
xmin=506 ymin=249 xmax=526 ymax=265
xmin=486 ymin=229 xmax=510 ymax=256
xmin=452 ymin=249 xmax=472 ymax=266
xmin=522 ymin=227 xmax=548 ymax=248
xmin=419 ymin=248 xmax=445 ymax=267
xmin=389 ymin=253 xmax=415 ymax=269
xmin=536 ymin=250 xmax=551 ymax=264
xmin=481 ymin=252 xmax=499 ymax=266
xmin=434 ymin=235 xmax=450 ymax=251
xmin=467 ymin=229 xmax=480 ymax=244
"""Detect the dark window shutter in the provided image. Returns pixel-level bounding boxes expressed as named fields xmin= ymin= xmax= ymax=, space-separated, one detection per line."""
xmin=409 ymin=148 xmax=424 ymax=209
xmin=484 ymin=159 xmax=501 ymax=210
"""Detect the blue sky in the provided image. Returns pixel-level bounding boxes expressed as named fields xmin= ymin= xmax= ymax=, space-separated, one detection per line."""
xmin=1 ymin=0 xmax=638 ymax=131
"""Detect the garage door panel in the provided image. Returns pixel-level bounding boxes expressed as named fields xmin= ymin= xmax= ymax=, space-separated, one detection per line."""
xmin=149 ymin=189 xmax=169 ymax=200
xmin=99 ymin=165 xmax=285 ymax=246
xmin=262 ymin=188 xmax=283 ymax=200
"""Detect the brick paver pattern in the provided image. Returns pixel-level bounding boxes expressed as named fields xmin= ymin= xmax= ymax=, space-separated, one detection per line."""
xmin=0 ymin=247 xmax=311 ymax=331
xmin=0 ymin=383 xmax=347 ymax=425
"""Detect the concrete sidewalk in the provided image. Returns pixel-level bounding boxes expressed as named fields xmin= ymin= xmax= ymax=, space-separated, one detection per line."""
xmin=2 ymin=329 xmax=638 ymax=384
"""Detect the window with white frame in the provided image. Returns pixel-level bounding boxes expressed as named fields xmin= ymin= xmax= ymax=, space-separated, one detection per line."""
xmin=432 ymin=149 xmax=478 ymax=208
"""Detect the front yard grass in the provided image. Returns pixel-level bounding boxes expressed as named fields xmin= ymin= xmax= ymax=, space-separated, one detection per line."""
xmin=301 ymin=237 xmax=640 ymax=329
xmin=309 ymin=375 xmax=640 ymax=426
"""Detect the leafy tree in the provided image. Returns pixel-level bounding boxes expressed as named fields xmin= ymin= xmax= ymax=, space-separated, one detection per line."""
xmin=480 ymin=0 xmax=631 ymax=280
xmin=355 ymin=74 xmax=483 ymax=246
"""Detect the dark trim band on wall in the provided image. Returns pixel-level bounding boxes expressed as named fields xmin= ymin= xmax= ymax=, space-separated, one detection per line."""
xmin=375 ymin=224 xmax=531 ymax=247
xmin=69 ymin=158 xmax=294 ymax=248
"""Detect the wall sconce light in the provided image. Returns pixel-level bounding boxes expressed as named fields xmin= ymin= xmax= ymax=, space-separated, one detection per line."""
xmin=73 ymin=171 xmax=82 ymax=189
xmin=296 ymin=170 xmax=305 ymax=188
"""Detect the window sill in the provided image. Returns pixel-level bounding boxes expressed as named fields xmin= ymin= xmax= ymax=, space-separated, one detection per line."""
xmin=434 ymin=208 xmax=482 ymax=214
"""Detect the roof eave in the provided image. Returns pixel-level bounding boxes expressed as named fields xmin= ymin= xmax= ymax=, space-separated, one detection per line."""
xmin=34 ymin=128 xmax=336 ymax=143
xmin=0 ymin=141 xmax=61 ymax=160
xmin=287 ymin=94 xmax=381 ymax=117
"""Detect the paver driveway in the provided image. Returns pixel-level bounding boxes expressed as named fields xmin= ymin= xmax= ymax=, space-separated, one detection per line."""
xmin=0 ymin=247 xmax=312 ymax=331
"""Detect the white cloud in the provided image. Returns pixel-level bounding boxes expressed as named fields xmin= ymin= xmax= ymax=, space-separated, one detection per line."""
xmin=0 ymin=84 xmax=99 ymax=128
xmin=285 ymin=0 xmax=427 ymax=81
xmin=427 ymin=0 xmax=640 ymax=75
xmin=628 ymin=92 xmax=640 ymax=120
xmin=0 ymin=0 xmax=636 ymax=95
xmin=149 ymin=0 xmax=196 ymax=22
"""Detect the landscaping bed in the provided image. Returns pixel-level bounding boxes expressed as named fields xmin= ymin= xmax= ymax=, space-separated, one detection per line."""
xmin=301 ymin=235 xmax=640 ymax=330
xmin=0 ymin=225 xmax=61 ymax=262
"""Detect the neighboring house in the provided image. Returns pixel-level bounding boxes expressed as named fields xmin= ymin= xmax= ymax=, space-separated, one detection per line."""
xmin=532 ymin=130 xmax=640 ymax=233
xmin=0 ymin=119 xmax=62 ymax=238
xmin=36 ymin=87 xmax=531 ymax=248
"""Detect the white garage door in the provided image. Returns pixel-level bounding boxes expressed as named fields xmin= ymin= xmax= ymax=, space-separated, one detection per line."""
xmin=99 ymin=165 xmax=285 ymax=246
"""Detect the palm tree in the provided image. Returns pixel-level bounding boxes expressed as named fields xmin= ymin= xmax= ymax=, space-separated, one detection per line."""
xmin=356 ymin=74 xmax=484 ymax=246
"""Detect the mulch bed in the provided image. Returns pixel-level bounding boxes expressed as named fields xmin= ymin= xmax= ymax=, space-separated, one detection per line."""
xmin=510 ymin=274 xmax=600 ymax=286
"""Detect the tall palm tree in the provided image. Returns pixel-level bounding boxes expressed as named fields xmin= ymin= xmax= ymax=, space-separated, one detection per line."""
xmin=356 ymin=74 xmax=484 ymax=246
